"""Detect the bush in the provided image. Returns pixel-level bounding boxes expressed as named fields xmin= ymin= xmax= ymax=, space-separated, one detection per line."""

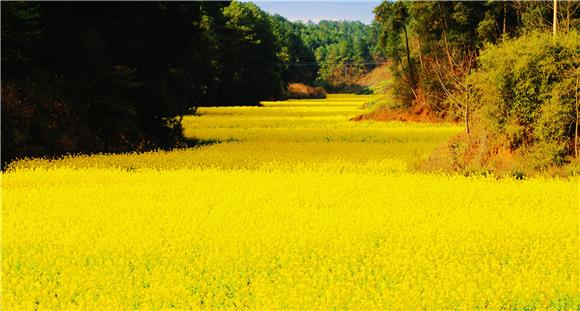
xmin=1 ymin=83 xmax=98 ymax=165
xmin=285 ymin=83 xmax=327 ymax=99
xmin=456 ymin=31 xmax=579 ymax=172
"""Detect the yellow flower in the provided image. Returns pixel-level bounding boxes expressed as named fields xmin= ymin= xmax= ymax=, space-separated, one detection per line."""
xmin=3 ymin=94 xmax=579 ymax=309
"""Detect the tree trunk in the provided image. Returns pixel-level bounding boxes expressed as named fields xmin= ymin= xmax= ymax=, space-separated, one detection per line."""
xmin=503 ymin=2 xmax=507 ymax=35
xmin=575 ymin=76 xmax=578 ymax=158
xmin=465 ymin=103 xmax=470 ymax=134
xmin=553 ymin=0 xmax=558 ymax=37
xmin=403 ymin=25 xmax=416 ymax=89
xmin=566 ymin=2 xmax=570 ymax=34
xmin=417 ymin=38 xmax=425 ymax=72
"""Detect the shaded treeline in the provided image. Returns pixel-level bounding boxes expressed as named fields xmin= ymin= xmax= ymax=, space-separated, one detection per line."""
xmin=3 ymin=2 xmax=217 ymax=166
xmin=373 ymin=1 xmax=579 ymax=173
xmin=1 ymin=1 xmax=378 ymax=166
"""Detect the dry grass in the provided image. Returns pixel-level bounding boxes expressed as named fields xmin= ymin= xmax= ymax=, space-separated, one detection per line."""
xmin=419 ymin=126 xmax=580 ymax=178
xmin=352 ymin=97 xmax=443 ymax=123
xmin=353 ymin=64 xmax=450 ymax=123
xmin=286 ymin=83 xmax=327 ymax=99
xmin=355 ymin=63 xmax=392 ymax=93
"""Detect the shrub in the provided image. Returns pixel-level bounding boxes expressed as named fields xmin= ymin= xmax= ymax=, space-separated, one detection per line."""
xmin=285 ymin=83 xmax=327 ymax=99
xmin=1 ymin=83 xmax=100 ymax=166
xmin=456 ymin=31 xmax=579 ymax=172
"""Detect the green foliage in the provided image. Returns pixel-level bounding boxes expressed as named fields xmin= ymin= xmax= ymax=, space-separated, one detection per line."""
xmin=372 ymin=1 xmax=580 ymax=174
xmin=219 ymin=2 xmax=284 ymax=104
xmin=465 ymin=31 xmax=579 ymax=167
xmin=518 ymin=1 xmax=579 ymax=34
xmin=269 ymin=15 xmax=318 ymax=85
xmin=296 ymin=20 xmax=380 ymax=89
xmin=374 ymin=1 xmax=529 ymax=113
xmin=203 ymin=3 xmax=379 ymax=103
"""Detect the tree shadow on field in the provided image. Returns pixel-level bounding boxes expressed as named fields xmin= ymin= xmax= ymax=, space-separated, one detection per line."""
xmin=180 ymin=137 xmax=239 ymax=148
xmin=2 ymin=137 xmax=235 ymax=172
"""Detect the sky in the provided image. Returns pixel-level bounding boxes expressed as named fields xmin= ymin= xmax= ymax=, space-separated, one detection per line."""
xmin=249 ymin=1 xmax=381 ymax=24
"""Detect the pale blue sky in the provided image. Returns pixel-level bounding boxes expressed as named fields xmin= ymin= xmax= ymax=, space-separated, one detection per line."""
xmin=249 ymin=1 xmax=382 ymax=24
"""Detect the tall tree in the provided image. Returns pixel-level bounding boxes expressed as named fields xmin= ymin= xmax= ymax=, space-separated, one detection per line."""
xmin=218 ymin=1 xmax=284 ymax=105
xmin=375 ymin=1 xmax=417 ymax=101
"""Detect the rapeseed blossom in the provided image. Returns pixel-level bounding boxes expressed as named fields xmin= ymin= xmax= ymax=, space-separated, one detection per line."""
xmin=3 ymin=94 xmax=579 ymax=309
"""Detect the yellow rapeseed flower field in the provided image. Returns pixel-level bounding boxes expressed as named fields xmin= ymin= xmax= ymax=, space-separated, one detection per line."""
xmin=3 ymin=94 xmax=579 ymax=309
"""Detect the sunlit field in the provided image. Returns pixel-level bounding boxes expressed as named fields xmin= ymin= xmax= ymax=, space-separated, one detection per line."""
xmin=3 ymin=95 xmax=579 ymax=309
xmin=12 ymin=95 xmax=461 ymax=171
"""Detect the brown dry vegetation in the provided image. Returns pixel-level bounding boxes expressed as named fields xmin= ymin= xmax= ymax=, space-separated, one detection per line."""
xmin=419 ymin=127 xmax=580 ymax=178
xmin=351 ymin=63 xmax=443 ymax=123
xmin=351 ymin=102 xmax=440 ymax=123
xmin=285 ymin=83 xmax=327 ymax=99
xmin=355 ymin=63 xmax=391 ymax=93
xmin=419 ymin=131 xmax=512 ymax=175
xmin=352 ymin=61 xmax=580 ymax=177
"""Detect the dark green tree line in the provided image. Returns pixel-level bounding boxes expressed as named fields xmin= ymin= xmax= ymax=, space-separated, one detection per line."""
xmin=2 ymin=2 xmax=215 ymax=165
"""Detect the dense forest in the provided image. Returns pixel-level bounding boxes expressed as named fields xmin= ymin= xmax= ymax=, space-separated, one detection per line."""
xmin=297 ymin=20 xmax=382 ymax=90
xmin=373 ymin=1 xmax=579 ymax=174
xmin=1 ymin=1 xmax=377 ymax=166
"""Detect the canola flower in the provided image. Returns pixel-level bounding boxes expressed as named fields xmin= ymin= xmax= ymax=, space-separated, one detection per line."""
xmin=2 ymin=94 xmax=579 ymax=309
xmin=10 ymin=95 xmax=461 ymax=171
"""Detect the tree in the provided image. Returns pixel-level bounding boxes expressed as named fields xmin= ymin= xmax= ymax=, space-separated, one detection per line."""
xmin=296 ymin=20 xmax=377 ymax=89
xmin=554 ymin=0 xmax=558 ymax=36
xmin=269 ymin=14 xmax=318 ymax=85
xmin=1 ymin=2 xmax=222 ymax=164
xmin=217 ymin=1 xmax=284 ymax=105
xmin=375 ymin=1 xmax=417 ymax=102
